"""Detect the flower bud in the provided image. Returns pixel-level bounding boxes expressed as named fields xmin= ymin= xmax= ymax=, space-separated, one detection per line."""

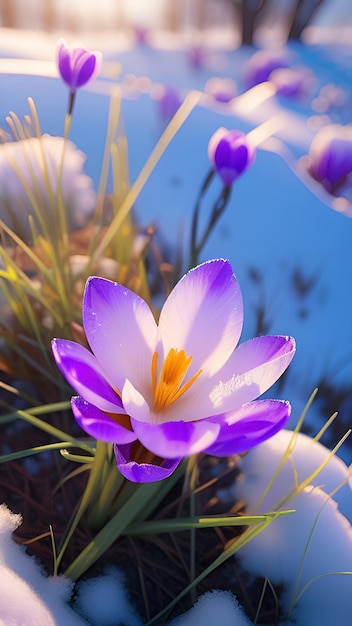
xmin=208 ymin=128 xmax=256 ymax=186
xmin=56 ymin=38 xmax=102 ymax=93
xmin=306 ymin=124 xmax=352 ymax=194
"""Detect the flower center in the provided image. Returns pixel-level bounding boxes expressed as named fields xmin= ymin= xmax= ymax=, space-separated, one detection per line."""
xmin=151 ymin=348 xmax=202 ymax=412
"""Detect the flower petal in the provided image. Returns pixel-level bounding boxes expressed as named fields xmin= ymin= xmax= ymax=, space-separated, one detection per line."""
xmin=83 ymin=276 xmax=159 ymax=396
xmin=51 ymin=338 xmax=124 ymax=413
xmin=158 ymin=259 xmax=243 ymax=376
xmin=135 ymin=334 xmax=295 ymax=424
xmin=73 ymin=52 xmax=97 ymax=89
xmin=71 ymin=396 xmax=137 ymax=444
xmin=114 ymin=443 xmax=181 ymax=483
xmin=122 ymin=378 xmax=152 ymax=422
xmin=131 ymin=417 xmax=221 ymax=459
xmin=204 ymin=399 xmax=291 ymax=456
xmin=56 ymin=39 xmax=72 ymax=86
xmin=208 ymin=335 xmax=296 ymax=414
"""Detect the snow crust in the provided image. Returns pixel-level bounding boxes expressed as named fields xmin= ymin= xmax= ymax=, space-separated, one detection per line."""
xmin=0 ymin=505 xmax=87 ymax=626
xmin=233 ymin=430 xmax=352 ymax=625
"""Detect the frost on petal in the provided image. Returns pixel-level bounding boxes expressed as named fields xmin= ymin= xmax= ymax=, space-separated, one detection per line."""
xmin=71 ymin=397 xmax=136 ymax=444
xmin=204 ymin=399 xmax=291 ymax=456
xmin=114 ymin=443 xmax=181 ymax=483
xmin=83 ymin=277 xmax=158 ymax=395
xmin=158 ymin=259 xmax=243 ymax=376
xmin=209 ymin=335 xmax=295 ymax=413
xmin=131 ymin=417 xmax=221 ymax=459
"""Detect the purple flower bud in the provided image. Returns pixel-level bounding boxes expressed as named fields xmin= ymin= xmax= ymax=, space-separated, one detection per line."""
xmin=205 ymin=77 xmax=237 ymax=103
xmin=56 ymin=38 xmax=102 ymax=93
xmin=208 ymin=128 xmax=256 ymax=186
xmin=269 ymin=67 xmax=315 ymax=100
xmin=243 ymin=49 xmax=290 ymax=89
xmin=307 ymin=124 xmax=352 ymax=194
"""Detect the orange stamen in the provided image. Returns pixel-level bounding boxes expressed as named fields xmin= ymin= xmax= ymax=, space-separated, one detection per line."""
xmin=151 ymin=348 xmax=202 ymax=412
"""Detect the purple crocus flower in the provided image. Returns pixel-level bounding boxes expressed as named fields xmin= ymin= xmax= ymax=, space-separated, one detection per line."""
xmin=205 ymin=77 xmax=237 ymax=103
xmin=56 ymin=38 xmax=102 ymax=95
xmin=208 ymin=128 xmax=256 ymax=186
xmin=52 ymin=259 xmax=295 ymax=483
xmin=306 ymin=124 xmax=352 ymax=194
xmin=243 ymin=49 xmax=291 ymax=89
xmin=269 ymin=67 xmax=315 ymax=100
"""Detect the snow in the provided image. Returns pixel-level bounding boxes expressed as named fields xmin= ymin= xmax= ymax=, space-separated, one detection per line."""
xmin=0 ymin=505 xmax=87 ymax=626
xmin=0 ymin=18 xmax=352 ymax=626
xmin=233 ymin=428 xmax=352 ymax=521
xmin=232 ymin=430 xmax=352 ymax=625
xmin=0 ymin=505 xmax=254 ymax=625
xmin=168 ymin=590 xmax=253 ymax=626
xmin=2 ymin=427 xmax=352 ymax=626
xmin=73 ymin=568 xmax=143 ymax=626
xmin=0 ymin=506 xmax=257 ymax=626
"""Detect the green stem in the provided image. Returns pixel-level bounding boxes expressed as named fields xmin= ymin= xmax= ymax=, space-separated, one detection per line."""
xmin=87 ymin=455 xmax=124 ymax=529
xmin=64 ymin=479 xmax=171 ymax=581
xmin=146 ymin=511 xmax=290 ymax=625
xmin=186 ymin=456 xmax=199 ymax=604
xmin=68 ymin=91 xmax=76 ymax=116
xmin=189 ymin=168 xmax=214 ymax=269
xmin=190 ymin=182 xmax=232 ymax=268
xmin=14 ymin=407 xmax=95 ymax=453
xmin=55 ymin=439 xmax=108 ymax=573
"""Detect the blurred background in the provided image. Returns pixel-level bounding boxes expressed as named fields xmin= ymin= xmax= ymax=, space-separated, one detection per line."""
xmin=0 ymin=0 xmax=350 ymax=44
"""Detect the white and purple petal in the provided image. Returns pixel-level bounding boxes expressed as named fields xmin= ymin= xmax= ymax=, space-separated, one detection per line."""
xmin=138 ymin=334 xmax=295 ymax=424
xmin=71 ymin=49 xmax=97 ymax=89
xmin=204 ymin=399 xmax=291 ymax=456
xmin=52 ymin=338 xmax=123 ymax=413
xmin=131 ymin=417 xmax=221 ymax=459
xmin=83 ymin=276 xmax=159 ymax=396
xmin=72 ymin=396 xmax=136 ymax=444
xmin=208 ymin=335 xmax=296 ymax=414
xmin=114 ymin=443 xmax=181 ymax=483
xmin=56 ymin=40 xmax=72 ymax=87
xmin=122 ymin=379 xmax=152 ymax=423
xmin=158 ymin=259 xmax=243 ymax=377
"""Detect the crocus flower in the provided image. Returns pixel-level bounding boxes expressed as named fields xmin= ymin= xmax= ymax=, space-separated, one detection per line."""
xmin=305 ymin=124 xmax=352 ymax=195
xmin=208 ymin=128 xmax=256 ymax=186
xmin=269 ymin=67 xmax=315 ymax=100
xmin=52 ymin=260 xmax=295 ymax=483
xmin=243 ymin=49 xmax=291 ymax=89
xmin=56 ymin=38 xmax=102 ymax=95
xmin=205 ymin=77 xmax=237 ymax=103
